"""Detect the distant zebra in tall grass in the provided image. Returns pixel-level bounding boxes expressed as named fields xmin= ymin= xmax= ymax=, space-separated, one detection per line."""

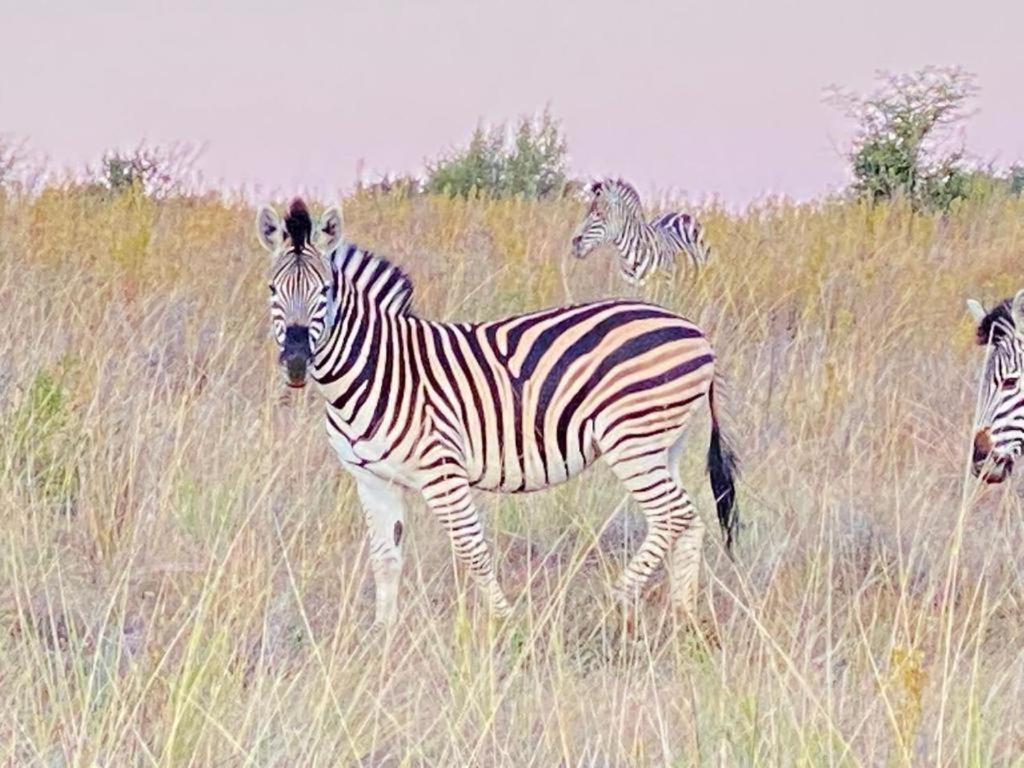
xmin=571 ymin=179 xmax=710 ymax=285
xmin=256 ymin=198 xmax=739 ymax=628
xmin=967 ymin=290 xmax=1024 ymax=484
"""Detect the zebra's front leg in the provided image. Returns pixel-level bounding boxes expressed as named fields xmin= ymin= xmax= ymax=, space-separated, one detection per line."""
xmin=419 ymin=467 xmax=513 ymax=619
xmin=355 ymin=475 xmax=407 ymax=628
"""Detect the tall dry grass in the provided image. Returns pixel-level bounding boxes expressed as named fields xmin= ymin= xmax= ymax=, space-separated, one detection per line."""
xmin=1 ymin=184 xmax=1023 ymax=765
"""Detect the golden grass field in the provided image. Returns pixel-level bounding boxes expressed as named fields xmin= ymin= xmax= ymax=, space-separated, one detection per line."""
xmin=2 ymin=185 xmax=1024 ymax=766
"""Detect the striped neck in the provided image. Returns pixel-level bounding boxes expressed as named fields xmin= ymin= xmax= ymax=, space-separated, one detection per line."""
xmin=331 ymin=242 xmax=415 ymax=317
xmin=613 ymin=218 xmax=660 ymax=281
xmin=312 ymin=241 xmax=416 ymax=383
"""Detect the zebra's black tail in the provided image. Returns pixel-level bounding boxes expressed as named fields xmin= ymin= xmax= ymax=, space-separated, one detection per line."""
xmin=707 ymin=380 xmax=739 ymax=556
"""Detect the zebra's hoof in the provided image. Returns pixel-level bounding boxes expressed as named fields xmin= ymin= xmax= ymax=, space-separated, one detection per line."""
xmin=608 ymin=589 xmax=640 ymax=637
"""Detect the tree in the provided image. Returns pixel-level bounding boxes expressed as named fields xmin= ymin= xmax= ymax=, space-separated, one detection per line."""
xmin=827 ymin=67 xmax=978 ymax=211
xmin=500 ymin=110 xmax=569 ymax=199
xmin=425 ymin=107 xmax=570 ymax=199
xmin=424 ymin=126 xmax=504 ymax=198
xmin=1008 ymin=164 xmax=1024 ymax=196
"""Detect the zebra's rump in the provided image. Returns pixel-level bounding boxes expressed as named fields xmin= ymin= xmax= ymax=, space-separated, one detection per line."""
xmin=434 ymin=300 xmax=715 ymax=492
xmin=650 ymin=211 xmax=707 ymax=267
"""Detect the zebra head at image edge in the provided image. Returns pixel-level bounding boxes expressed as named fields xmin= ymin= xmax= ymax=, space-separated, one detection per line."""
xmin=967 ymin=288 xmax=1024 ymax=484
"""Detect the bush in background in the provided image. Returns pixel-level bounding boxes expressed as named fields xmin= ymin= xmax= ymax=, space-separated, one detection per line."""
xmin=353 ymin=171 xmax=424 ymax=198
xmin=1004 ymin=164 xmax=1024 ymax=195
xmin=89 ymin=142 xmax=204 ymax=199
xmin=828 ymin=67 xmax=982 ymax=212
xmin=424 ymin=107 xmax=570 ymax=199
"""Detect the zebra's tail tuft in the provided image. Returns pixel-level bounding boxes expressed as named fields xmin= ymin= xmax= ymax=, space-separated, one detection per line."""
xmin=707 ymin=380 xmax=739 ymax=556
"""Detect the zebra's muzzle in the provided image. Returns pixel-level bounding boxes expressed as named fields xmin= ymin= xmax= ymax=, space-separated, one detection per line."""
xmin=284 ymin=355 xmax=308 ymax=388
xmin=974 ymin=457 xmax=1012 ymax=484
xmin=972 ymin=427 xmax=1014 ymax=483
xmin=571 ymin=235 xmax=587 ymax=259
xmin=281 ymin=325 xmax=311 ymax=389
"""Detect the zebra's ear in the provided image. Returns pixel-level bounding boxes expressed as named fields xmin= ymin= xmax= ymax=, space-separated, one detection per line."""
xmin=966 ymin=298 xmax=986 ymax=324
xmin=317 ymin=206 xmax=343 ymax=253
xmin=256 ymin=206 xmax=284 ymax=253
xmin=1012 ymin=290 xmax=1024 ymax=331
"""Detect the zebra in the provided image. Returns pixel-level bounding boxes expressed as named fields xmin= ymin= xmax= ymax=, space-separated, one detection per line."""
xmin=571 ymin=179 xmax=710 ymax=285
xmin=256 ymin=198 xmax=738 ymax=627
xmin=967 ymin=290 xmax=1024 ymax=484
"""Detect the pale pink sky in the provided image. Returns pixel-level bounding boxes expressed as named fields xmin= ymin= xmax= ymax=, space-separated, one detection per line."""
xmin=3 ymin=0 xmax=1022 ymax=204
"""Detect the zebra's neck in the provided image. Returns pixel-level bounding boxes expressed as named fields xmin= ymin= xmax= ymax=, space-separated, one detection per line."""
xmin=612 ymin=217 xmax=660 ymax=281
xmin=310 ymin=241 xmax=422 ymax=431
xmin=332 ymin=242 xmax=415 ymax=316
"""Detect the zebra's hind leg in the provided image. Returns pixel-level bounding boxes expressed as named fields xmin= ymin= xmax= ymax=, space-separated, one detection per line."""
xmin=355 ymin=474 xmax=407 ymax=629
xmin=667 ymin=434 xmax=706 ymax=617
xmin=419 ymin=466 xmax=513 ymax=619
xmin=605 ymin=449 xmax=700 ymax=614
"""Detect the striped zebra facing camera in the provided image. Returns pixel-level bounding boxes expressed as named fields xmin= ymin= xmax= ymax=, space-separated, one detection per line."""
xmin=256 ymin=198 xmax=738 ymax=628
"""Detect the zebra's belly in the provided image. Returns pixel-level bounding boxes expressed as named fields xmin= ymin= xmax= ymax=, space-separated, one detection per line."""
xmin=467 ymin=442 xmax=599 ymax=494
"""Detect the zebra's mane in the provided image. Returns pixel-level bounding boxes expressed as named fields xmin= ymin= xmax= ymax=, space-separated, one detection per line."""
xmin=596 ymin=178 xmax=644 ymax=217
xmin=333 ymin=242 xmax=415 ymax=317
xmin=977 ymin=299 xmax=1015 ymax=346
xmin=284 ymin=198 xmax=313 ymax=249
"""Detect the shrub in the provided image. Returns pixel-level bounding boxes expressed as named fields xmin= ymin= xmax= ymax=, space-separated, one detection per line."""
xmin=425 ymin=107 xmax=569 ymax=199
xmin=827 ymin=67 xmax=979 ymax=212
xmin=354 ymin=172 xmax=424 ymax=198
xmin=90 ymin=142 xmax=203 ymax=199
xmin=1008 ymin=164 xmax=1024 ymax=196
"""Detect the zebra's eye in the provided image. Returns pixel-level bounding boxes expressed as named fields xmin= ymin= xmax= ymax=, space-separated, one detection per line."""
xmin=268 ymin=283 xmax=277 ymax=296
xmin=1001 ymin=376 xmax=1020 ymax=391
xmin=320 ymin=285 xmax=330 ymax=296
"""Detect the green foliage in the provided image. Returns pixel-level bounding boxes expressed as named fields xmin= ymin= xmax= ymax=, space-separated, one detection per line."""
xmin=1008 ymin=164 xmax=1024 ymax=195
xmin=425 ymin=107 xmax=569 ymax=199
xmin=925 ymin=164 xmax=1024 ymax=207
xmin=828 ymin=67 xmax=979 ymax=212
xmin=7 ymin=364 xmax=81 ymax=511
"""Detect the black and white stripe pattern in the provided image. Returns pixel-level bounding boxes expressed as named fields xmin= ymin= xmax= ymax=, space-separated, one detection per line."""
xmin=968 ymin=290 xmax=1024 ymax=484
xmin=256 ymin=199 xmax=738 ymax=626
xmin=571 ymin=179 xmax=710 ymax=285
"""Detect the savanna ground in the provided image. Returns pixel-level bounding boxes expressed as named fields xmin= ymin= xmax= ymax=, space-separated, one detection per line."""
xmin=1 ymin=186 xmax=1023 ymax=766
